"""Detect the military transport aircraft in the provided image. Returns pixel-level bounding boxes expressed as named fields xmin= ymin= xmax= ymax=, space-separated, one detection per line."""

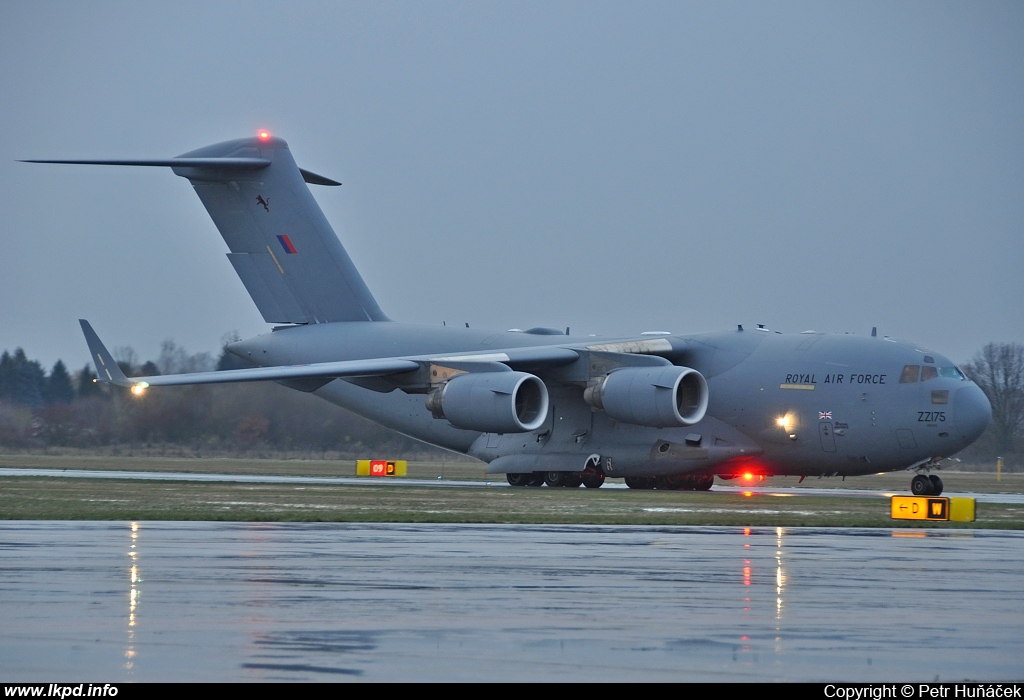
xmin=27 ymin=132 xmax=992 ymax=495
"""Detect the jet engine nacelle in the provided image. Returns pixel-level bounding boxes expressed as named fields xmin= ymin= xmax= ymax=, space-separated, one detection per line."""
xmin=425 ymin=371 xmax=549 ymax=433
xmin=584 ymin=365 xmax=708 ymax=427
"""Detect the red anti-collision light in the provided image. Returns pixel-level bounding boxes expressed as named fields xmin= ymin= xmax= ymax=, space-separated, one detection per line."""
xmin=258 ymin=130 xmax=271 ymax=141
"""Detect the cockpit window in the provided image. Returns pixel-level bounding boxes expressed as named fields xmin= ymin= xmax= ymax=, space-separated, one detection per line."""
xmin=938 ymin=366 xmax=966 ymax=380
xmin=920 ymin=366 xmax=938 ymax=382
xmin=899 ymin=365 xmax=920 ymax=383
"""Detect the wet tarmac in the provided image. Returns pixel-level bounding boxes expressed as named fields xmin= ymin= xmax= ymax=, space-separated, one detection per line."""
xmin=1 ymin=522 xmax=1022 ymax=681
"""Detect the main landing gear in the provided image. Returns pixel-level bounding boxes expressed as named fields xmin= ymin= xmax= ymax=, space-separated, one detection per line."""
xmin=624 ymin=474 xmax=714 ymax=491
xmin=506 ymin=470 xmax=713 ymax=490
xmin=581 ymin=458 xmax=606 ymax=489
xmin=505 ymin=473 xmax=532 ymax=487
xmin=505 ymin=455 xmax=607 ymax=489
xmin=505 ymin=467 xmax=605 ymax=488
xmin=910 ymin=473 xmax=944 ymax=496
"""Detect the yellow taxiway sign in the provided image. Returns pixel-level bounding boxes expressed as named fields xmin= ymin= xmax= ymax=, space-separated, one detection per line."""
xmin=891 ymin=496 xmax=975 ymax=522
xmin=356 ymin=459 xmax=408 ymax=477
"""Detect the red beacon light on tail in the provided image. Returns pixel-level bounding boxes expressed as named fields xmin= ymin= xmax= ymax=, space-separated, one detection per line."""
xmin=258 ymin=130 xmax=271 ymax=141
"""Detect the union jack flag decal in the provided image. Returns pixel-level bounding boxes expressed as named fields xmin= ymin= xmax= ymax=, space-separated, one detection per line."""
xmin=819 ymin=411 xmax=832 ymax=420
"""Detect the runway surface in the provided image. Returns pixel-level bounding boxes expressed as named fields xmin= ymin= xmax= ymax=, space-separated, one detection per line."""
xmin=2 ymin=467 xmax=1022 ymax=504
xmin=1 ymin=522 xmax=1022 ymax=682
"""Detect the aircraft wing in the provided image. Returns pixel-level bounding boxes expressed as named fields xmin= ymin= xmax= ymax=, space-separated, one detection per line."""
xmin=80 ymin=320 xmax=579 ymax=391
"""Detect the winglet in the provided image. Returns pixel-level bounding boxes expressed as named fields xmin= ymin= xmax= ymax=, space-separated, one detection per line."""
xmin=79 ymin=320 xmax=131 ymax=387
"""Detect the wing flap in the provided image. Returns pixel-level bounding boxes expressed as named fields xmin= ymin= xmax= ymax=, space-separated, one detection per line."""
xmin=132 ymin=357 xmax=421 ymax=388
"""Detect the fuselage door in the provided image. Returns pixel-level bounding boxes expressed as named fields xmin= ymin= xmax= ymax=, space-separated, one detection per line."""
xmin=818 ymin=422 xmax=837 ymax=452
xmin=547 ymin=388 xmax=593 ymax=451
xmin=896 ymin=429 xmax=917 ymax=449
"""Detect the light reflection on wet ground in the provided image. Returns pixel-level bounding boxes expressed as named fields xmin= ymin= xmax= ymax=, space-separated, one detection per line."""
xmin=0 ymin=522 xmax=1021 ymax=682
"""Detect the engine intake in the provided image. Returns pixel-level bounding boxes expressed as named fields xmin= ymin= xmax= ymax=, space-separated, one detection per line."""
xmin=584 ymin=365 xmax=708 ymax=427
xmin=425 ymin=371 xmax=549 ymax=433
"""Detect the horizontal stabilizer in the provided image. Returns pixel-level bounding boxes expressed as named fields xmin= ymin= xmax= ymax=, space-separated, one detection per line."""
xmin=22 ymin=157 xmax=270 ymax=170
xmin=30 ymin=134 xmax=367 ymax=323
xmin=24 ymin=159 xmax=341 ymax=186
xmin=299 ymin=168 xmax=341 ymax=186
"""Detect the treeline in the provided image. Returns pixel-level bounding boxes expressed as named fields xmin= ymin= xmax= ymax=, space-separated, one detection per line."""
xmin=959 ymin=342 xmax=1024 ymax=469
xmin=0 ymin=350 xmax=78 ymax=408
xmin=0 ymin=341 xmax=439 ymax=457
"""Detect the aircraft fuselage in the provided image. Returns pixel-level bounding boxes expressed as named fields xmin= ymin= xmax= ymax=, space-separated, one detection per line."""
xmin=228 ymin=322 xmax=991 ymax=481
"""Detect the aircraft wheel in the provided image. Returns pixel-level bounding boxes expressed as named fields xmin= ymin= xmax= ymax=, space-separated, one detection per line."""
xmin=506 ymin=473 xmax=531 ymax=487
xmin=693 ymin=475 xmax=714 ymax=491
xmin=929 ymin=475 xmax=944 ymax=496
xmin=652 ymin=476 xmax=668 ymax=490
xmin=544 ymin=471 xmax=566 ymax=488
xmin=527 ymin=472 xmax=546 ymax=487
xmin=625 ymin=476 xmax=656 ymax=490
xmin=562 ymin=472 xmax=583 ymax=488
xmin=911 ymin=474 xmax=933 ymax=496
xmin=663 ymin=474 xmax=691 ymax=490
xmin=582 ymin=462 xmax=605 ymax=488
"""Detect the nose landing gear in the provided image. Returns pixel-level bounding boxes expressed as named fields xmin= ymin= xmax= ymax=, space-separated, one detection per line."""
xmin=910 ymin=473 xmax=944 ymax=496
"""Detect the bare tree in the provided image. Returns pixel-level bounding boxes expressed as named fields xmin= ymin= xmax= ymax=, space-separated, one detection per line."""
xmin=963 ymin=342 xmax=1024 ymax=455
xmin=113 ymin=346 xmax=139 ymax=376
xmin=157 ymin=340 xmax=213 ymax=375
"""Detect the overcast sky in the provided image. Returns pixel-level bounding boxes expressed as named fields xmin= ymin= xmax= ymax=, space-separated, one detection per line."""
xmin=2 ymin=1 xmax=1021 ymax=372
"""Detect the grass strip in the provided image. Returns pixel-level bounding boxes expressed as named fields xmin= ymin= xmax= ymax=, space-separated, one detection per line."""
xmin=2 ymin=476 xmax=1021 ymax=528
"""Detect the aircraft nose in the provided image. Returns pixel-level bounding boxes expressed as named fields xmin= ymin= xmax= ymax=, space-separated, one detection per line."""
xmin=952 ymin=384 xmax=991 ymax=445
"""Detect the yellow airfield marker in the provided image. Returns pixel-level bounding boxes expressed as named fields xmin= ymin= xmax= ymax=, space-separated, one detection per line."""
xmin=356 ymin=459 xmax=408 ymax=477
xmin=891 ymin=496 xmax=976 ymax=522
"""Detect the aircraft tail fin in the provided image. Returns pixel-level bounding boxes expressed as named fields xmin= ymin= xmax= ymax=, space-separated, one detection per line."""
xmin=30 ymin=134 xmax=387 ymax=324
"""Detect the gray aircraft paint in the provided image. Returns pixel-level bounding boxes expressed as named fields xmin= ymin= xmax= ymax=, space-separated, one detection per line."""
xmin=43 ymin=134 xmax=991 ymax=493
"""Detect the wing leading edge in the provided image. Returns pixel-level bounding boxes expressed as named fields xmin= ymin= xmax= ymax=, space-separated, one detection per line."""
xmin=80 ymin=320 xmax=419 ymax=389
xmin=79 ymin=320 xmax=579 ymax=391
